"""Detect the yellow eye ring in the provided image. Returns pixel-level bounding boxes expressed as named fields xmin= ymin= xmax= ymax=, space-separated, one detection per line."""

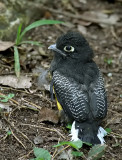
xmin=64 ymin=46 xmax=75 ymax=52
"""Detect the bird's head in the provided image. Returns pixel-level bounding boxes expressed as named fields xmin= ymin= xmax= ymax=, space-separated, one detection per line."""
xmin=48 ymin=31 xmax=94 ymax=62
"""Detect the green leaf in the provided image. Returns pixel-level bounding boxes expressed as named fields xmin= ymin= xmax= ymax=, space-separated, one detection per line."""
xmin=20 ymin=40 xmax=42 ymax=46
xmin=33 ymin=148 xmax=51 ymax=160
xmin=88 ymin=144 xmax=107 ymax=160
xmin=7 ymin=94 xmax=15 ymax=99
xmin=0 ymin=93 xmax=14 ymax=102
xmin=83 ymin=142 xmax=92 ymax=146
xmin=16 ymin=24 xmax=22 ymax=45
xmin=107 ymin=59 xmax=112 ymax=65
xmin=53 ymin=140 xmax=83 ymax=150
xmin=14 ymin=46 xmax=20 ymax=78
xmin=30 ymin=158 xmax=44 ymax=160
xmin=19 ymin=20 xmax=63 ymax=43
xmin=7 ymin=130 xmax=12 ymax=136
xmin=35 ymin=158 xmax=44 ymax=160
xmin=104 ymin=58 xmax=112 ymax=65
xmin=66 ymin=123 xmax=72 ymax=129
xmin=0 ymin=94 xmax=14 ymax=102
xmin=72 ymin=151 xmax=83 ymax=157
xmin=105 ymin=128 xmax=112 ymax=134
xmin=0 ymin=98 xmax=8 ymax=102
xmin=0 ymin=95 xmax=8 ymax=102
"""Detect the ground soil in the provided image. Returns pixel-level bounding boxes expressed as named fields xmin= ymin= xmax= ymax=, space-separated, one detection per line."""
xmin=0 ymin=0 xmax=122 ymax=160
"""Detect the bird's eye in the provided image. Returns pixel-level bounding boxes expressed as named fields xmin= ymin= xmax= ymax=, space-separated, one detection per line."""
xmin=64 ymin=46 xmax=74 ymax=52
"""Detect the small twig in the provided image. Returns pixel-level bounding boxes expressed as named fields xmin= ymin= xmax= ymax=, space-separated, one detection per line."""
xmin=108 ymin=109 xmax=122 ymax=116
xmin=8 ymin=107 xmax=18 ymax=119
xmin=52 ymin=145 xmax=70 ymax=159
xmin=53 ymin=128 xmax=66 ymax=139
xmin=52 ymin=145 xmax=58 ymax=159
xmin=0 ymin=64 xmax=12 ymax=69
xmin=111 ymin=132 xmax=122 ymax=138
xmin=111 ymin=26 xmax=119 ymax=40
xmin=107 ymin=146 xmax=117 ymax=158
xmin=109 ymin=134 xmax=118 ymax=144
xmin=54 ymin=24 xmax=65 ymax=33
xmin=0 ymin=134 xmax=8 ymax=142
xmin=10 ymin=98 xmax=19 ymax=105
xmin=17 ymin=128 xmax=35 ymax=145
xmin=10 ymin=127 xmax=26 ymax=149
xmin=82 ymin=154 xmax=88 ymax=160
xmin=118 ymin=51 xmax=122 ymax=65
xmin=0 ymin=86 xmax=30 ymax=94
xmin=52 ymin=138 xmax=61 ymax=158
xmin=22 ymin=98 xmax=42 ymax=110
xmin=20 ymin=123 xmax=65 ymax=139
xmin=18 ymin=149 xmax=33 ymax=160
xmin=104 ymin=115 xmax=119 ymax=128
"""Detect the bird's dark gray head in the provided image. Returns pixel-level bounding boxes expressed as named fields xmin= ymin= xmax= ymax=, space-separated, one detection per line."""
xmin=48 ymin=31 xmax=94 ymax=62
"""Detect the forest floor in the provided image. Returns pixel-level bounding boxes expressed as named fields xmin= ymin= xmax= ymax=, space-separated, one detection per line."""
xmin=0 ymin=0 xmax=122 ymax=159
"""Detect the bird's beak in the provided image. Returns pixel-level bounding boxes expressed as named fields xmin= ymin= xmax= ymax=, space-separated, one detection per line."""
xmin=48 ymin=44 xmax=66 ymax=56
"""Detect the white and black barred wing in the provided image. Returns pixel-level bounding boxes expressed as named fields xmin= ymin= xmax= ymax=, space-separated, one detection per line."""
xmin=53 ymin=71 xmax=89 ymax=122
xmin=90 ymin=70 xmax=107 ymax=119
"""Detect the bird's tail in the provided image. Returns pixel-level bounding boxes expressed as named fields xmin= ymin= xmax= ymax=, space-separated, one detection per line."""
xmin=70 ymin=121 xmax=107 ymax=145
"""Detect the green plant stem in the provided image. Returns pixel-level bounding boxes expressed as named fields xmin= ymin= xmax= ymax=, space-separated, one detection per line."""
xmin=14 ymin=46 xmax=20 ymax=78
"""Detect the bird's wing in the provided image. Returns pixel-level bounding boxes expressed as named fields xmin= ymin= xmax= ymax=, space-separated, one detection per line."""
xmin=90 ymin=71 xmax=107 ymax=119
xmin=53 ymin=71 xmax=90 ymax=122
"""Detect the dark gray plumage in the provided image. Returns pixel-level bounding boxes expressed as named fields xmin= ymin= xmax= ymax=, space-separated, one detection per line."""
xmin=49 ymin=31 xmax=107 ymax=145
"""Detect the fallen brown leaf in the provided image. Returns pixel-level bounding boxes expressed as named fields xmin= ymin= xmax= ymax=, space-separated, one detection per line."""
xmin=77 ymin=25 xmax=87 ymax=35
xmin=39 ymin=107 xmax=59 ymax=124
xmin=82 ymin=11 xmax=119 ymax=27
xmin=0 ymin=41 xmax=14 ymax=51
xmin=0 ymin=75 xmax=32 ymax=88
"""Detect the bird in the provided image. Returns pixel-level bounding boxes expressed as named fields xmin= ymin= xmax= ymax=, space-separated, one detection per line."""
xmin=48 ymin=31 xmax=107 ymax=145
